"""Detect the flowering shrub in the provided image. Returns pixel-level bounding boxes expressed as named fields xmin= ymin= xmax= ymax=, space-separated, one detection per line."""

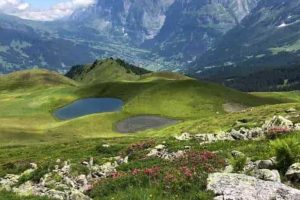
xmin=178 ymin=150 xmax=225 ymax=173
xmin=144 ymin=166 xmax=161 ymax=178
xmin=266 ymin=127 xmax=291 ymax=139
xmin=122 ymin=140 xmax=155 ymax=159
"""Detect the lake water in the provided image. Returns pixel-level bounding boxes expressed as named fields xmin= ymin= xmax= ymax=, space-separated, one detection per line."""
xmin=54 ymin=98 xmax=124 ymax=120
xmin=116 ymin=116 xmax=179 ymax=133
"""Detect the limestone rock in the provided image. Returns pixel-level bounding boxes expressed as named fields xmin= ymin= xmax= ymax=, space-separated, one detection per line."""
xmin=262 ymin=116 xmax=293 ymax=131
xmin=207 ymin=173 xmax=300 ymax=200
xmin=286 ymin=163 xmax=300 ymax=182
xmin=70 ymin=189 xmax=91 ymax=200
xmin=255 ymin=159 xmax=276 ymax=170
xmin=252 ymin=169 xmax=281 ymax=182
xmin=175 ymin=132 xmax=191 ymax=141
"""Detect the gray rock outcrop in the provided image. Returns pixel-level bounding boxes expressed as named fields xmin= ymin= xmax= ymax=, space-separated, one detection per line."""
xmin=207 ymin=173 xmax=300 ymax=200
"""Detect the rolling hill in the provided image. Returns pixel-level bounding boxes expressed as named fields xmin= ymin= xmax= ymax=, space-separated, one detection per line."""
xmin=0 ymin=58 xmax=300 ymax=200
xmin=0 ymin=58 xmax=282 ymax=145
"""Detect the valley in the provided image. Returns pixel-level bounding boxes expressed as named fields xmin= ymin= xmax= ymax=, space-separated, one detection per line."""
xmin=1 ymin=0 xmax=300 ymax=199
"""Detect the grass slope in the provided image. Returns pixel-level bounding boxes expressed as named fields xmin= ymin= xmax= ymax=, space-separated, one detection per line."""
xmin=0 ymin=63 xmax=298 ymax=199
xmin=66 ymin=58 xmax=151 ymax=84
xmin=0 ymin=66 xmax=282 ymax=146
xmin=0 ymin=69 xmax=77 ymax=91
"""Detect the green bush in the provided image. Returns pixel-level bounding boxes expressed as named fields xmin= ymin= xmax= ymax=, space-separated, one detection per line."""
xmin=231 ymin=156 xmax=247 ymax=172
xmin=271 ymin=138 xmax=300 ymax=173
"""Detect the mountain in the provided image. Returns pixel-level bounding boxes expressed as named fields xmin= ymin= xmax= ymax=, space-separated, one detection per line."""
xmin=0 ymin=14 xmax=106 ymax=74
xmin=66 ymin=58 xmax=151 ymax=83
xmin=69 ymin=0 xmax=175 ymax=44
xmin=144 ymin=0 xmax=260 ymax=65
xmin=190 ymin=0 xmax=300 ymax=79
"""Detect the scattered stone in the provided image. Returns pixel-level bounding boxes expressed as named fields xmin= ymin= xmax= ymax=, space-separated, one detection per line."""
xmin=286 ymin=108 xmax=297 ymax=113
xmin=154 ymin=144 xmax=166 ymax=150
xmin=262 ymin=115 xmax=293 ymax=131
xmin=70 ymin=189 xmax=91 ymax=200
xmin=0 ymin=174 xmax=20 ymax=191
xmin=231 ymin=150 xmax=245 ymax=158
xmin=30 ymin=163 xmax=38 ymax=170
xmin=175 ymin=132 xmax=191 ymax=141
xmin=207 ymin=173 xmax=300 ymax=200
xmin=286 ymin=163 xmax=300 ymax=182
xmin=255 ymin=159 xmax=276 ymax=170
xmin=294 ymin=123 xmax=300 ymax=131
xmin=102 ymin=144 xmax=110 ymax=148
xmin=252 ymin=169 xmax=281 ymax=182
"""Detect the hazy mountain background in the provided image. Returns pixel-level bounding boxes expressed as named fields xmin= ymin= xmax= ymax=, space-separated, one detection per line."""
xmin=1 ymin=0 xmax=300 ymax=91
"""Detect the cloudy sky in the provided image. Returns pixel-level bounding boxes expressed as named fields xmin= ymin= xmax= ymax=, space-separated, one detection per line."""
xmin=0 ymin=0 xmax=96 ymax=21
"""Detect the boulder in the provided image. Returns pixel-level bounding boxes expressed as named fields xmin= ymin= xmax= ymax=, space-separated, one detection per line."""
xmin=255 ymin=159 xmax=276 ymax=170
xmin=231 ymin=150 xmax=245 ymax=158
xmin=207 ymin=173 xmax=300 ymax=200
xmin=69 ymin=189 xmax=91 ymax=200
xmin=252 ymin=169 xmax=281 ymax=182
xmin=286 ymin=108 xmax=297 ymax=113
xmin=0 ymin=174 xmax=20 ymax=191
xmin=262 ymin=116 xmax=293 ymax=131
xmin=175 ymin=132 xmax=191 ymax=141
xmin=286 ymin=163 xmax=300 ymax=182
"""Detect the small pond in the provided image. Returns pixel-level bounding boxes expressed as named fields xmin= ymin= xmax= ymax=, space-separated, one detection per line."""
xmin=116 ymin=116 xmax=179 ymax=133
xmin=54 ymin=98 xmax=124 ymax=120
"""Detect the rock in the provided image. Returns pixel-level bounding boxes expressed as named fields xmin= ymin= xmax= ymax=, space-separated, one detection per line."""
xmin=13 ymin=181 xmax=35 ymax=196
xmin=69 ymin=189 xmax=91 ymax=200
xmin=81 ymin=161 xmax=89 ymax=166
xmin=207 ymin=173 xmax=300 ymax=200
xmin=262 ymin=116 xmax=293 ymax=131
xmin=45 ymin=189 xmax=66 ymax=200
xmin=56 ymin=159 xmax=61 ymax=163
xmin=89 ymin=157 xmax=94 ymax=167
xmin=30 ymin=163 xmax=38 ymax=170
xmin=102 ymin=144 xmax=110 ymax=148
xmin=61 ymin=161 xmax=71 ymax=175
xmin=252 ymin=169 xmax=281 ymax=182
xmin=21 ymin=168 xmax=35 ymax=177
xmin=230 ymin=127 xmax=264 ymax=140
xmin=175 ymin=132 xmax=191 ymax=141
xmin=294 ymin=123 xmax=300 ymax=131
xmin=286 ymin=163 xmax=300 ymax=182
xmin=154 ymin=144 xmax=166 ymax=150
xmin=231 ymin=150 xmax=245 ymax=158
xmin=0 ymin=174 xmax=20 ymax=191
xmin=195 ymin=132 xmax=234 ymax=144
xmin=63 ymin=176 xmax=76 ymax=188
xmin=255 ymin=159 xmax=275 ymax=170
xmin=286 ymin=108 xmax=297 ymax=113
xmin=223 ymin=165 xmax=234 ymax=173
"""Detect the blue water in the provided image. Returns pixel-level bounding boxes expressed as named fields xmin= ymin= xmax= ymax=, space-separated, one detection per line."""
xmin=54 ymin=98 xmax=124 ymax=120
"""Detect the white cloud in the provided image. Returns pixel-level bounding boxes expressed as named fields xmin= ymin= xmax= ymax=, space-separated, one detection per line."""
xmin=0 ymin=0 xmax=96 ymax=21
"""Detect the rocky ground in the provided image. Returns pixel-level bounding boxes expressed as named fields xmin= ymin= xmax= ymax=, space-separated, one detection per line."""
xmin=1 ymin=114 xmax=300 ymax=200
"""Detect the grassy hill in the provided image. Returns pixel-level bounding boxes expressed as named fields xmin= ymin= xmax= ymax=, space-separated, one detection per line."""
xmin=66 ymin=58 xmax=151 ymax=84
xmin=0 ymin=60 xmax=283 ymax=145
xmin=0 ymin=59 xmax=299 ymax=200
xmin=0 ymin=69 xmax=77 ymax=91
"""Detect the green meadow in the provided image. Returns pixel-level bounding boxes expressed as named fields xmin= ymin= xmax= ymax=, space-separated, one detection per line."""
xmin=0 ymin=60 xmax=300 ymax=199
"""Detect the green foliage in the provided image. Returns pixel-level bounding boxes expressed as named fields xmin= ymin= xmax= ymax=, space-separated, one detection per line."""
xmin=90 ymin=174 xmax=150 ymax=198
xmin=271 ymin=138 xmax=300 ymax=173
xmin=231 ymin=156 xmax=247 ymax=173
xmin=95 ymin=144 xmax=123 ymax=156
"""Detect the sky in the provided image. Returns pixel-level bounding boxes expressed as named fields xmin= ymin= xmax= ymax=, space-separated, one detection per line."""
xmin=0 ymin=0 xmax=96 ymax=21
